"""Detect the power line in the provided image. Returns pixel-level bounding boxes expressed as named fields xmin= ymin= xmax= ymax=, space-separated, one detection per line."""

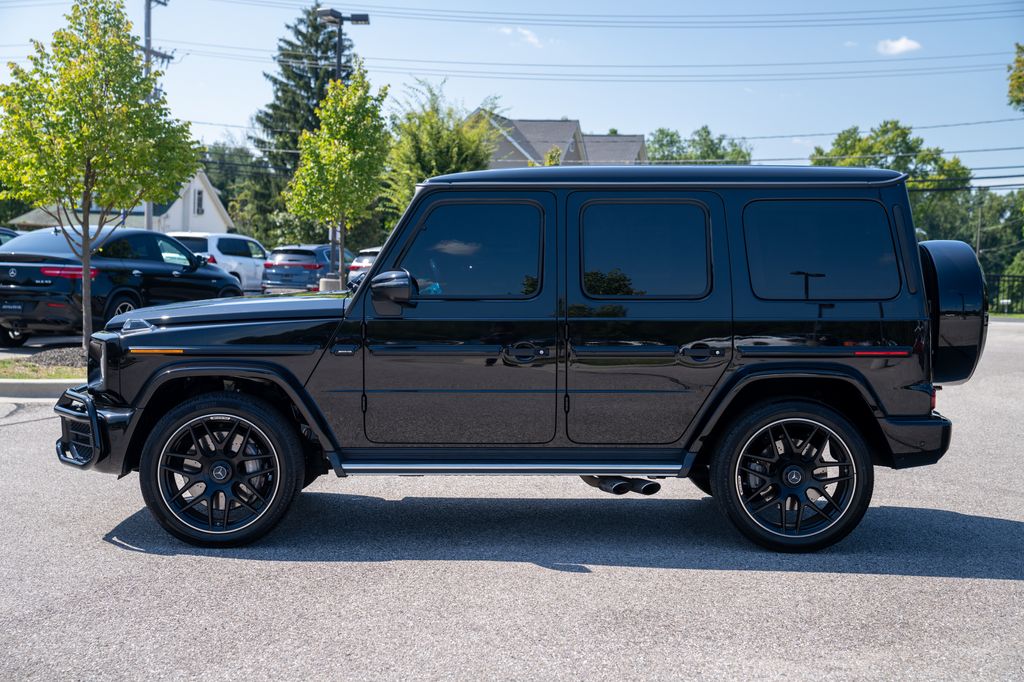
xmin=207 ymin=0 xmax=1024 ymax=29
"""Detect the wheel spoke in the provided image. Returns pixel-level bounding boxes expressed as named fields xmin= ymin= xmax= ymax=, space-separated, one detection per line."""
xmin=738 ymin=465 xmax=769 ymax=480
xmin=778 ymin=499 xmax=787 ymax=532
xmin=744 ymin=480 xmax=772 ymax=501
xmin=804 ymin=501 xmax=832 ymax=522
xmin=799 ymin=426 xmax=821 ymax=458
xmin=816 ymin=474 xmax=853 ymax=484
xmin=813 ymin=487 xmax=843 ymax=512
xmin=167 ymin=479 xmax=196 ymax=503
xmin=229 ymin=488 xmax=260 ymax=514
xmin=179 ymin=491 xmax=207 ymax=513
xmin=749 ymin=494 xmax=779 ymax=515
xmin=777 ymin=423 xmax=798 ymax=456
xmin=232 ymin=425 xmax=253 ymax=458
xmin=160 ymin=461 xmax=193 ymax=477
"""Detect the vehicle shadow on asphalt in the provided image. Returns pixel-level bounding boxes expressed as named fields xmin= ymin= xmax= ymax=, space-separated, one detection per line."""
xmin=104 ymin=494 xmax=1024 ymax=580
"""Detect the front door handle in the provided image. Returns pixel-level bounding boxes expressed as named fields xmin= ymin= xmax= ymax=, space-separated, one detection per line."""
xmin=131 ymin=269 xmax=143 ymax=277
xmin=679 ymin=343 xmax=725 ymax=360
xmin=172 ymin=270 xmax=182 ymax=277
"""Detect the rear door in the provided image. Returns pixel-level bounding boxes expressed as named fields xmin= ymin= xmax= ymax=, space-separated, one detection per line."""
xmin=565 ymin=191 xmax=732 ymax=444
xmin=362 ymin=191 xmax=558 ymax=444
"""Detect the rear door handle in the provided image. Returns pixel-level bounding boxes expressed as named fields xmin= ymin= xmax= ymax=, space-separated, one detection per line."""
xmin=131 ymin=270 xmax=143 ymax=277
xmin=502 ymin=342 xmax=547 ymax=365
xmin=680 ymin=343 xmax=725 ymax=360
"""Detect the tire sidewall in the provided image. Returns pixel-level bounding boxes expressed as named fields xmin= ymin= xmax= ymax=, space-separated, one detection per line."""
xmin=138 ymin=392 xmax=304 ymax=547
xmin=710 ymin=400 xmax=874 ymax=552
xmin=104 ymin=293 xmax=139 ymax=324
xmin=0 ymin=327 xmax=28 ymax=348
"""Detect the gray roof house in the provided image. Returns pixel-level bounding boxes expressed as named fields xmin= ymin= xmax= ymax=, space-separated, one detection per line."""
xmin=475 ymin=111 xmax=647 ymax=168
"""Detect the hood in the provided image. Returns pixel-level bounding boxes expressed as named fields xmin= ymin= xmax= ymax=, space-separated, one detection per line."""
xmin=106 ymin=292 xmax=351 ymax=330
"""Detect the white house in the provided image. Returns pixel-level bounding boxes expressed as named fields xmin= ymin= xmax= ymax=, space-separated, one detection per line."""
xmin=7 ymin=170 xmax=234 ymax=233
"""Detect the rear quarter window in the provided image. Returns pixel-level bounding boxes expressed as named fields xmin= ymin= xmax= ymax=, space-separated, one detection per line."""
xmin=743 ymin=199 xmax=900 ymax=300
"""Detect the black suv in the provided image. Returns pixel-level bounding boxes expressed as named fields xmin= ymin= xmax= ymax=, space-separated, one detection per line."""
xmin=54 ymin=167 xmax=987 ymax=552
xmin=0 ymin=228 xmax=242 ymax=346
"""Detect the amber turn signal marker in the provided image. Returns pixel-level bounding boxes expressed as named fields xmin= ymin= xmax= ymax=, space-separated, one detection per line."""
xmin=129 ymin=348 xmax=185 ymax=355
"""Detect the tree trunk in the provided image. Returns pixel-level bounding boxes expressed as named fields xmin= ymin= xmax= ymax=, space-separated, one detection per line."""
xmin=80 ymin=188 xmax=93 ymax=351
xmin=337 ymin=211 xmax=346 ymax=283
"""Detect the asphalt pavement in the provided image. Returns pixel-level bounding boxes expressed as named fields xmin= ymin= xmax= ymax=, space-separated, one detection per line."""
xmin=0 ymin=323 xmax=1021 ymax=680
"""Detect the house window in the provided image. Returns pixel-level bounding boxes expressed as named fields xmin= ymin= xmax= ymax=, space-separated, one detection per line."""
xmin=194 ymin=189 xmax=205 ymax=215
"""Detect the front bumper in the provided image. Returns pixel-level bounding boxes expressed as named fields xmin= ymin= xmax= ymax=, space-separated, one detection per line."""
xmin=880 ymin=412 xmax=953 ymax=469
xmin=54 ymin=386 xmax=135 ymax=474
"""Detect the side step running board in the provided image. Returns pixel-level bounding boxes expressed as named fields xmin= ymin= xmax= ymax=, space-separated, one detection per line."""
xmin=327 ymin=451 xmax=696 ymax=477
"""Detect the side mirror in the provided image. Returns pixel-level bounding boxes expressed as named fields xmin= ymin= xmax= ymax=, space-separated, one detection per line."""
xmin=370 ymin=269 xmax=417 ymax=316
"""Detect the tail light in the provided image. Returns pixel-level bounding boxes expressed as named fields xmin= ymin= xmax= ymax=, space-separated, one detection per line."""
xmin=41 ymin=266 xmax=97 ymax=279
xmin=264 ymin=261 xmax=273 ymax=268
xmin=301 ymin=263 xmax=323 ymax=271
xmin=348 ymin=264 xmax=359 ymax=271
xmin=206 ymin=254 xmax=217 ymax=264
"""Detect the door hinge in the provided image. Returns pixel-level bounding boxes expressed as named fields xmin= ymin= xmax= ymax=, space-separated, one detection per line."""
xmin=563 ymin=393 xmax=570 ymax=413
xmin=361 ymin=394 xmax=367 ymax=412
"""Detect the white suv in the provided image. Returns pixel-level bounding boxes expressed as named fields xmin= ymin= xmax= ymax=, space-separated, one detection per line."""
xmin=170 ymin=232 xmax=268 ymax=292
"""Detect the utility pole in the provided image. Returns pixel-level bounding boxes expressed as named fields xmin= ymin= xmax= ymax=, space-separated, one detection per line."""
xmin=143 ymin=0 xmax=173 ymax=231
xmin=316 ymin=9 xmax=369 ymax=289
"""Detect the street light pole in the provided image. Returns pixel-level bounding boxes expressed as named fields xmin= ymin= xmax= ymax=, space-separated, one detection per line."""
xmin=315 ymin=9 xmax=369 ymax=287
xmin=142 ymin=0 xmax=171 ymax=231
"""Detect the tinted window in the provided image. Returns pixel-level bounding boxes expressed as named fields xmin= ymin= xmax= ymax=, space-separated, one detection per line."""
xmin=103 ymin=234 xmax=159 ymax=261
xmin=155 ymin=236 xmax=192 ymax=266
xmin=270 ymin=249 xmax=316 ymax=262
xmin=399 ymin=202 xmax=542 ymax=298
xmin=176 ymin=236 xmax=208 ymax=253
xmin=743 ymin=200 xmax=899 ymax=300
xmin=218 ymin=237 xmax=251 ymax=257
xmin=246 ymin=241 xmax=266 ymax=259
xmin=581 ymin=202 xmax=709 ymax=298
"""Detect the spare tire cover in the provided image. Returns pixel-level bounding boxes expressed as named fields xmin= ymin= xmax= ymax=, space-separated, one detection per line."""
xmin=919 ymin=240 xmax=988 ymax=384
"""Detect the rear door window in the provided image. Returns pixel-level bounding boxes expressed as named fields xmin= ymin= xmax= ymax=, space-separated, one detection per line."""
xmin=175 ymin=236 xmax=208 ymax=253
xmin=104 ymin=234 xmax=160 ymax=261
xmin=581 ymin=201 xmax=710 ymax=298
xmin=743 ymin=200 xmax=900 ymax=300
xmin=218 ymin=237 xmax=252 ymax=257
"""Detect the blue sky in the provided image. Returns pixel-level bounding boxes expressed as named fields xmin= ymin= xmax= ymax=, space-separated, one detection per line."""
xmin=2 ymin=0 xmax=1022 ymax=183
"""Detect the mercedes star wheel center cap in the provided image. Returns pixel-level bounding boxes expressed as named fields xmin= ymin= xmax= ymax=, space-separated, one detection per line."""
xmin=785 ymin=467 xmax=804 ymax=486
xmin=211 ymin=464 xmax=230 ymax=482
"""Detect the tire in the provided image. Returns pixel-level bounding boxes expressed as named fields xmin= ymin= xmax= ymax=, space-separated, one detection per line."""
xmin=218 ymin=287 xmax=242 ymax=298
xmin=0 ymin=327 xmax=28 ymax=348
xmin=709 ymin=400 xmax=873 ymax=552
xmin=138 ymin=391 xmax=305 ymax=547
xmin=104 ymin=293 xmax=138 ymax=324
xmin=688 ymin=464 xmax=713 ymax=497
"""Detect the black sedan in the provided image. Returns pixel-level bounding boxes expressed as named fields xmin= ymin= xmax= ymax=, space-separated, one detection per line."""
xmin=0 ymin=227 xmax=242 ymax=346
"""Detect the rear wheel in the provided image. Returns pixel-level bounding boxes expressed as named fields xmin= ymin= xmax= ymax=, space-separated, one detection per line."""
xmin=710 ymin=401 xmax=873 ymax=552
xmin=104 ymin=294 xmax=138 ymax=324
xmin=138 ymin=391 xmax=304 ymax=547
xmin=0 ymin=327 xmax=28 ymax=348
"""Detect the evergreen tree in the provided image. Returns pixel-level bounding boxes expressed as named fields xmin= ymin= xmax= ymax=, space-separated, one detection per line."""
xmin=246 ymin=5 xmax=354 ymax=244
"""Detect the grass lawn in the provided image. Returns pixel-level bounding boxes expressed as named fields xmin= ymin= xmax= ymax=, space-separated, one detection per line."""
xmin=0 ymin=360 xmax=84 ymax=380
xmin=991 ymin=313 xmax=1024 ymax=319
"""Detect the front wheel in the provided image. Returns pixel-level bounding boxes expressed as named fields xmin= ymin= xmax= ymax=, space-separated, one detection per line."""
xmin=138 ymin=391 xmax=304 ymax=547
xmin=710 ymin=401 xmax=873 ymax=552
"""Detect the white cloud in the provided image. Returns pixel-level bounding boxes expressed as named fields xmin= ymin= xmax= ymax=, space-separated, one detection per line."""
xmin=843 ymin=40 xmax=858 ymax=48
xmin=876 ymin=36 xmax=921 ymax=56
xmin=499 ymin=25 xmax=543 ymax=48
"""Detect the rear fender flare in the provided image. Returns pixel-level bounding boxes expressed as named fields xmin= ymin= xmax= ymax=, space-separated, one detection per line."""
xmin=684 ymin=365 xmax=885 ymax=452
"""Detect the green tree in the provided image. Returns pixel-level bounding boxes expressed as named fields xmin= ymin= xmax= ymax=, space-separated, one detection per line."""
xmin=285 ymin=61 xmax=389 ymax=280
xmin=248 ymin=6 xmax=352 ymax=242
xmin=1009 ymin=43 xmax=1024 ymax=112
xmin=0 ymin=182 xmax=30 ymax=225
xmin=0 ymin=0 xmax=200 ymax=345
xmin=385 ymin=82 xmax=499 ymax=217
xmin=529 ymin=145 xmax=562 ymax=167
xmin=646 ymin=125 xmax=750 ymax=164
xmin=810 ymin=120 xmax=972 ymax=243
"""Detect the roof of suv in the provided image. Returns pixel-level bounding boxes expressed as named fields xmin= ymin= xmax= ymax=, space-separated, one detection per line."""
xmin=425 ymin=165 xmax=905 ymax=187
xmin=168 ymin=231 xmax=257 ymax=240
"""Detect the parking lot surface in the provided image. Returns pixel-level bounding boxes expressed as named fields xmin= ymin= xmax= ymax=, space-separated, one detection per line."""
xmin=1 ymin=323 xmax=1022 ymax=680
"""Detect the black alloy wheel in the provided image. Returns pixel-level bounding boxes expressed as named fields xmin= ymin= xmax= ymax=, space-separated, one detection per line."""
xmin=139 ymin=392 xmax=304 ymax=546
xmin=710 ymin=401 xmax=873 ymax=552
xmin=0 ymin=326 xmax=28 ymax=348
xmin=104 ymin=294 xmax=138 ymax=324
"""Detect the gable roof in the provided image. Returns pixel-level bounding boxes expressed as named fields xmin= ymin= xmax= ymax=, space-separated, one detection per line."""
xmin=581 ymin=134 xmax=647 ymax=165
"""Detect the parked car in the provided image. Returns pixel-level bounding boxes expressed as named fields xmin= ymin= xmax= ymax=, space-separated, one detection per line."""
xmin=0 ymin=227 xmax=24 ymax=246
xmin=169 ymin=232 xmax=268 ymax=293
xmin=0 ymin=227 xmax=242 ymax=346
xmin=348 ymin=246 xmax=381 ymax=278
xmin=262 ymin=245 xmax=353 ymax=292
xmin=55 ymin=166 xmax=986 ymax=552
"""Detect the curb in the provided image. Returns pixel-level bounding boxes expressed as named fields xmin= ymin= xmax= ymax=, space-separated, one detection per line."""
xmin=0 ymin=378 xmax=84 ymax=401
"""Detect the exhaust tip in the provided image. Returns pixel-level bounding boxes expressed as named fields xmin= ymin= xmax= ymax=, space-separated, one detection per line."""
xmin=630 ymin=479 xmax=661 ymax=496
